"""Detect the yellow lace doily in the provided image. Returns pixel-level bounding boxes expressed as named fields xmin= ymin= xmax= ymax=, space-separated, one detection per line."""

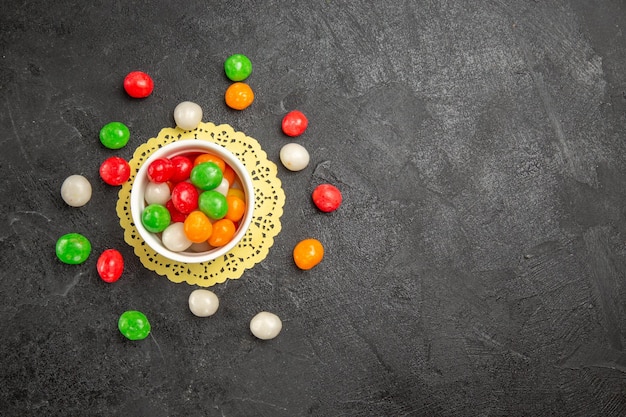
xmin=116 ymin=122 xmax=285 ymax=287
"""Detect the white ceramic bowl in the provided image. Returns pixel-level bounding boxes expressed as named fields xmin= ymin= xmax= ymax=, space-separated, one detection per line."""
xmin=130 ymin=140 xmax=254 ymax=263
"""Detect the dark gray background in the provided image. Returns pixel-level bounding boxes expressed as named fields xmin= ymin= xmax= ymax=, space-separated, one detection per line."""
xmin=1 ymin=0 xmax=625 ymax=416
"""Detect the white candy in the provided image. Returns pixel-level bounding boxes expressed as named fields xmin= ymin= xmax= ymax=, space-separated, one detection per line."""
xmin=280 ymin=143 xmax=309 ymax=171
xmin=174 ymin=101 xmax=203 ymax=130
xmin=161 ymin=222 xmax=193 ymax=252
xmin=61 ymin=175 xmax=92 ymax=207
xmin=144 ymin=181 xmax=171 ymax=205
xmin=250 ymin=311 xmax=282 ymax=340
xmin=215 ymin=178 xmax=230 ymax=196
xmin=188 ymin=289 xmax=219 ymax=317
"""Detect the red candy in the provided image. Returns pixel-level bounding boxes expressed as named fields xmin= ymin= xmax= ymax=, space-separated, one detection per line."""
xmin=100 ymin=156 xmax=131 ymax=186
xmin=282 ymin=110 xmax=308 ymax=137
xmin=169 ymin=155 xmax=193 ymax=183
xmin=147 ymin=157 xmax=174 ymax=183
xmin=97 ymin=249 xmax=124 ymax=283
xmin=166 ymin=200 xmax=188 ymax=223
xmin=171 ymin=181 xmax=199 ymax=214
xmin=312 ymin=184 xmax=342 ymax=213
xmin=123 ymin=71 xmax=154 ymax=98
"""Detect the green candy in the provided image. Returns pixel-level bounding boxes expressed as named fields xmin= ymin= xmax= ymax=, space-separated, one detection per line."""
xmin=118 ymin=310 xmax=151 ymax=340
xmin=99 ymin=122 xmax=130 ymax=149
xmin=190 ymin=162 xmax=223 ymax=191
xmin=224 ymin=54 xmax=252 ymax=82
xmin=55 ymin=233 xmax=91 ymax=264
xmin=198 ymin=190 xmax=228 ymax=220
xmin=141 ymin=204 xmax=171 ymax=233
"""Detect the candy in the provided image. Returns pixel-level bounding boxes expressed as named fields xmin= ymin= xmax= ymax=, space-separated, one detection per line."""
xmin=123 ymin=71 xmax=154 ymax=98
xmin=165 ymin=200 xmax=188 ymax=223
xmin=227 ymin=188 xmax=245 ymax=201
xmin=147 ymin=157 xmax=174 ymax=183
xmin=224 ymin=82 xmax=254 ymax=110
xmin=100 ymin=156 xmax=131 ymax=186
xmin=190 ymin=162 xmax=223 ymax=190
xmin=222 ymin=164 xmax=236 ymax=186
xmin=214 ymin=178 xmax=230 ymax=196
xmin=293 ymin=238 xmax=324 ymax=270
xmin=141 ymin=204 xmax=171 ymax=233
xmin=312 ymin=184 xmax=342 ymax=213
xmin=56 ymin=233 xmax=91 ymax=265
xmin=188 ymin=289 xmax=220 ymax=317
xmin=118 ymin=310 xmax=151 ymax=341
xmin=194 ymin=153 xmax=226 ymax=172
xmin=171 ymin=181 xmax=199 ymax=213
xmin=198 ymin=190 xmax=228 ymax=220
xmin=99 ymin=122 xmax=130 ymax=149
xmin=282 ymin=110 xmax=308 ymax=137
xmin=224 ymin=54 xmax=252 ymax=82
xmin=183 ymin=211 xmax=213 ymax=243
xmin=225 ymin=195 xmax=246 ymax=222
xmin=97 ymin=249 xmax=124 ymax=283
xmin=208 ymin=218 xmax=236 ymax=247
xmin=60 ymin=174 xmax=92 ymax=207
xmin=279 ymin=143 xmax=309 ymax=171
xmin=169 ymin=155 xmax=193 ymax=183
xmin=250 ymin=311 xmax=282 ymax=340
xmin=144 ymin=181 xmax=171 ymax=205
xmin=162 ymin=222 xmax=193 ymax=252
xmin=174 ymin=101 xmax=203 ymax=131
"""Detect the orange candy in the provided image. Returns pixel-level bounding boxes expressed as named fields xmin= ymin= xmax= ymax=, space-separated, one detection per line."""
xmin=225 ymin=82 xmax=254 ymax=110
xmin=184 ymin=211 xmax=213 ymax=243
xmin=208 ymin=219 xmax=236 ymax=247
xmin=227 ymin=188 xmax=245 ymax=201
xmin=194 ymin=153 xmax=226 ymax=172
xmin=222 ymin=164 xmax=236 ymax=185
xmin=225 ymin=195 xmax=246 ymax=222
xmin=293 ymin=238 xmax=324 ymax=270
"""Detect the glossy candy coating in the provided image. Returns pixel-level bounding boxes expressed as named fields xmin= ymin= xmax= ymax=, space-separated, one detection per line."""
xmin=123 ymin=71 xmax=154 ymax=98
xmin=188 ymin=289 xmax=220 ymax=317
xmin=227 ymin=188 xmax=245 ymax=201
xmin=225 ymin=195 xmax=246 ymax=222
xmin=279 ymin=143 xmax=310 ymax=171
xmin=194 ymin=153 xmax=226 ymax=172
xmin=147 ymin=158 xmax=174 ymax=183
xmin=282 ymin=110 xmax=309 ymax=137
xmin=56 ymin=233 xmax=91 ymax=265
xmin=141 ymin=204 xmax=171 ymax=233
xmin=174 ymin=101 xmax=203 ymax=130
xmin=208 ymin=218 xmax=236 ymax=247
xmin=100 ymin=156 xmax=131 ymax=186
xmin=214 ymin=178 xmax=230 ymax=196
xmin=99 ymin=122 xmax=130 ymax=149
xmin=97 ymin=249 xmax=124 ymax=283
xmin=144 ymin=181 xmax=171 ymax=205
xmin=171 ymin=181 xmax=199 ymax=214
xmin=224 ymin=82 xmax=254 ymax=110
xmin=312 ymin=184 xmax=342 ymax=213
xmin=198 ymin=190 xmax=228 ymax=220
xmin=190 ymin=162 xmax=223 ymax=191
xmin=162 ymin=222 xmax=193 ymax=252
xmin=222 ymin=164 xmax=236 ymax=186
xmin=224 ymin=54 xmax=252 ymax=82
xmin=250 ymin=311 xmax=282 ymax=340
xmin=169 ymin=155 xmax=193 ymax=183
xmin=118 ymin=310 xmax=151 ymax=341
xmin=61 ymin=175 xmax=92 ymax=207
xmin=293 ymin=238 xmax=324 ymax=270
xmin=165 ymin=200 xmax=188 ymax=223
xmin=184 ymin=211 xmax=213 ymax=243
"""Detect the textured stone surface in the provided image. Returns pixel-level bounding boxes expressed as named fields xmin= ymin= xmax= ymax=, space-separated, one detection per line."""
xmin=1 ymin=0 xmax=625 ymax=416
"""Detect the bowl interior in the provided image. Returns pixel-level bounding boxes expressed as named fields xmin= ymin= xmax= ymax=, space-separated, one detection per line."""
xmin=130 ymin=140 xmax=254 ymax=263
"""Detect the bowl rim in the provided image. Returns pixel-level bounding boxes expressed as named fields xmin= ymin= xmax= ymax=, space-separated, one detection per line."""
xmin=130 ymin=139 xmax=255 ymax=264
